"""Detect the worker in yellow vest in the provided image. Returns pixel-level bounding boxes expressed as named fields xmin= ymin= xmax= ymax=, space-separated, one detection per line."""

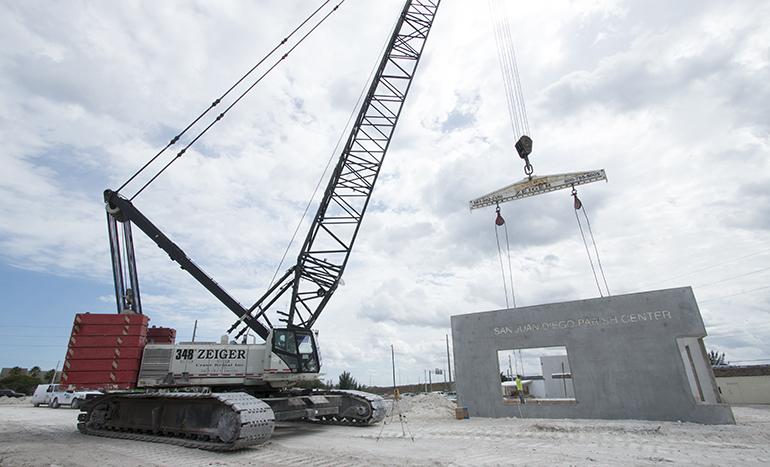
xmin=516 ymin=375 xmax=525 ymax=404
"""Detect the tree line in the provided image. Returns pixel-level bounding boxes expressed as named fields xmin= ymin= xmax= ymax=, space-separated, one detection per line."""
xmin=0 ymin=367 xmax=57 ymax=395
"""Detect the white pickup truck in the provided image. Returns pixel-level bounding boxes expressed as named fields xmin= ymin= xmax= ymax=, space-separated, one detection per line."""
xmin=31 ymin=384 xmax=102 ymax=409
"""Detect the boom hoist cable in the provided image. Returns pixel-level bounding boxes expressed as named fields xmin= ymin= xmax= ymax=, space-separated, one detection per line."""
xmin=117 ymin=0 xmax=346 ymax=200
xmin=102 ymin=0 xmax=347 ymax=326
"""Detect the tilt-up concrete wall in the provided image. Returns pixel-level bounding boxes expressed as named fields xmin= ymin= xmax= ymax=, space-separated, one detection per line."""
xmin=451 ymin=287 xmax=735 ymax=424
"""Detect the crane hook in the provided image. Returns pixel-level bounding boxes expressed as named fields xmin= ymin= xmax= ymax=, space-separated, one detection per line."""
xmin=516 ymin=135 xmax=534 ymax=180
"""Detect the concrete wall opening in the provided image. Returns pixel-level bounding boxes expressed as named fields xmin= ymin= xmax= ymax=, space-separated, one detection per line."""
xmin=677 ymin=337 xmax=720 ymax=404
xmin=497 ymin=346 xmax=576 ymax=405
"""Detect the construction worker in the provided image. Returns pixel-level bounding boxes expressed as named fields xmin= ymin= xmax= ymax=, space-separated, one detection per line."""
xmin=516 ymin=375 xmax=525 ymax=404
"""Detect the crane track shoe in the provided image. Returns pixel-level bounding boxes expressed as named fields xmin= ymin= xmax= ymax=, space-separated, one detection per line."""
xmin=77 ymin=392 xmax=274 ymax=451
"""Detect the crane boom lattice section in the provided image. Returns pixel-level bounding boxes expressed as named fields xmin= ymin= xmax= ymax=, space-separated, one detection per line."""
xmin=238 ymin=0 xmax=441 ymax=337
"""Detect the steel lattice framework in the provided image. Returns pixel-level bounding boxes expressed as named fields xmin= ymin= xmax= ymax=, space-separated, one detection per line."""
xmin=232 ymin=0 xmax=441 ymax=337
xmin=103 ymin=0 xmax=441 ymax=342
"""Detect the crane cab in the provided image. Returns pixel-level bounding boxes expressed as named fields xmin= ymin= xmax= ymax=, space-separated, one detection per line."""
xmin=262 ymin=328 xmax=321 ymax=384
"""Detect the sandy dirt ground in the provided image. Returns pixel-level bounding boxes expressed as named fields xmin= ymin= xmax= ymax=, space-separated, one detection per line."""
xmin=1 ymin=394 xmax=769 ymax=466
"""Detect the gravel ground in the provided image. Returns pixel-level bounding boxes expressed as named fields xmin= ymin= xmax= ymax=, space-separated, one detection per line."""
xmin=1 ymin=394 xmax=769 ymax=466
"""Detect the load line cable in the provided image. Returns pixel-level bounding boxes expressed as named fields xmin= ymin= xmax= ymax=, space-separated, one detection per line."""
xmin=487 ymin=1 xmax=531 ymax=309
xmin=488 ymin=0 xmax=529 ymax=140
xmin=118 ymin=0 xmax=345 ymax=200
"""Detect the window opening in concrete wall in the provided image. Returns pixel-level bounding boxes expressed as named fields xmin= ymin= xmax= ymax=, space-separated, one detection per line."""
xmin=497 ymin=346 xmax=576 ymax=405
xmin=676 ymin=337 xmax=719 ymax=404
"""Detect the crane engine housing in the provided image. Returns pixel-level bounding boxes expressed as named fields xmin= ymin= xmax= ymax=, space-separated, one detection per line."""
xmin=137 ymin=329 xmax=321 ymax=391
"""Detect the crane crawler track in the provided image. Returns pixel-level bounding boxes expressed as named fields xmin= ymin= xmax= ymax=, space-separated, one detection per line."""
xmin=312 ymin=390 xmax=388 ymax=426
xmin=77 ymin=392 xmax=274 ymax=451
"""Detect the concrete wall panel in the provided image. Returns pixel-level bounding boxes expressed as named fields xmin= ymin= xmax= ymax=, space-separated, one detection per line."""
xmin=451 ymin=287 xmax=734 ymax=424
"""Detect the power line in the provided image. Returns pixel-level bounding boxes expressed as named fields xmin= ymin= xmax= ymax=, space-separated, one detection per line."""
xmin=0 ymin=344 xmax=66 ymax=348
xmin=692 ymin=266 xmax=770 ymax=289
xmin=699 ymin=285 xmax=770 ymax=303
xmin=627 ymin=247 xmax=770 ymax=293
xmin=0 ymin=335 xmax=68 ymax=338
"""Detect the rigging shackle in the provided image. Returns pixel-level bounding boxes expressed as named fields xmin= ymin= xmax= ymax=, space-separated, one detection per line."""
xmin=495 ymin=205 xmax=505 ymax=226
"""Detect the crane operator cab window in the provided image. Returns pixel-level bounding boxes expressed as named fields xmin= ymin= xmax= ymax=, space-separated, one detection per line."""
xmin=272 ymin=329 xmax=320 ymax=373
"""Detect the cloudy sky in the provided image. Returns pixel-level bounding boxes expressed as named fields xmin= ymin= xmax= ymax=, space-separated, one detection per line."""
xmin=1 ymin=0 xmax=769 ymax=388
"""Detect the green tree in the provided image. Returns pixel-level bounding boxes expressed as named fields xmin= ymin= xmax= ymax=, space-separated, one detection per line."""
xmin=500 ymin=372 xmax=511 ymax=382
xmin=30 ymin=366 xmax=41 ymax=378
xmin=44 ymin=369 xmax=56 ymax=383
xmin=0 ymin=375 xmax=40 ymax=395
xmin=297 ymin=379 xmax=330 ymax=390
xmin=9 ymin=367 xmax=22 ymax=376
xmin=708 ymin=350 xmax=728 ymax=366
xmin=338 ymin=371 xmax=360 ymax=390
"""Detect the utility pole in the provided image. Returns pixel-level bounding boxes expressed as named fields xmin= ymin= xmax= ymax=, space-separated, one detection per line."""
xmin=446 ymin=335 xmax=453 ymax=389
xmin=442 ymin=366 xmax=447 ymax=391
xmin=391 ymin=345 xmax=396 ymax=392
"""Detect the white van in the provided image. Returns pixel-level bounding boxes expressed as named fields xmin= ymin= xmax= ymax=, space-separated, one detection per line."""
xmin=31 ymin=384 xmax=101 ymax=409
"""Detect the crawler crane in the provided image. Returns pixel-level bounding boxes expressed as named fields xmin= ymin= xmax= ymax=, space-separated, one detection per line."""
xmin=76 ymin=0 xmax=441 ymax=451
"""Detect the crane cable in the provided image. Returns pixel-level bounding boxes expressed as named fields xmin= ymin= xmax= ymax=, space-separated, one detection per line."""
xmin=487 ymin=0 xmax=530 ymax=142
xmin=572 ymin=188 xmax=610 ymax=297
xmin=117 ymin=0 xmax=346 ymax=200
xmin=264 ymin=8 xmax=403 ymax=292
xmin=494 ymin=206 xmax=517 ymax=308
